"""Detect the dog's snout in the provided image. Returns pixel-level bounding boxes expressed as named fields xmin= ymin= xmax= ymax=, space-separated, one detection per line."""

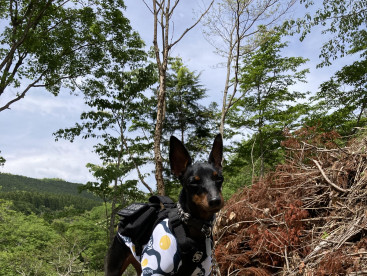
xmin=208 ymin=197 xmax=222 ymax=207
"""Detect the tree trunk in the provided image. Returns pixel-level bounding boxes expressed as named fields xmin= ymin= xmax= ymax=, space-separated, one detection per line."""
xmin=219 ymin=1 xmax=241 ymax=138
xmin=219 ymin=51 xmax=232 ymax=138
xmin=151 ymin=0 xmax=213 ymax=195
xmin=109 ymin=199 xmax=117 ymax=244
xmin=259 ymin=128 xmax=264 ymax=178
xmin=154 ymin=74 xmax=166 ymax=195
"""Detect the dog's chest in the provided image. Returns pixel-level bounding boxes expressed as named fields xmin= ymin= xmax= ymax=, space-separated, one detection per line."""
xmin=118 ymin=218 xmax=212 ymax=275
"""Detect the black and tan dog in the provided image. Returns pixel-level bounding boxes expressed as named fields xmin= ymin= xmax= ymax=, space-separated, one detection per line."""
xmin=105 ymin=134 xmax=224 ymax=276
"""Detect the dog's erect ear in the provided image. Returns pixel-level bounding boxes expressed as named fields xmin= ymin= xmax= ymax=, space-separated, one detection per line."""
xmin=170 ymin=136 xmax=192 ymax=178
xmin=208 ymin=134 xmax=223 ymax=171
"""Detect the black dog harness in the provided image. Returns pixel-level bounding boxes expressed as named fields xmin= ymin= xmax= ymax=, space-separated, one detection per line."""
xmin=117 ymin=196 xmax=214 ymax=275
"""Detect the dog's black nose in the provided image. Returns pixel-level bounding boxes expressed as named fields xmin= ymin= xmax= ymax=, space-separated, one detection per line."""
xmin=209 ymin=197 xmax=222 ymax=207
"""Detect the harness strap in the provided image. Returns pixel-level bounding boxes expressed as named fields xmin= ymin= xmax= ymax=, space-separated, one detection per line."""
xmin=149 ymin=195 xmax=176 ymax=208
xmin=168 ymin=209 xmax=209 ymax=276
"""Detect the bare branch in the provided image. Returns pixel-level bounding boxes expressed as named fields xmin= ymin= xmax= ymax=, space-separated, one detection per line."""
xmin=168 ymin=0 xmax=180 ymax=18
xmin=312 ymin=159 xmax=348 ymax=193
xmin=152 ymin=0 xmax=162 ymax=69
xmin=121 ymin=136 xmax=154 ymax=195
xmin=142 ymin=0 xmax=154 ymax=14
xmin=170 ymin=0 xmax=214 ymax=49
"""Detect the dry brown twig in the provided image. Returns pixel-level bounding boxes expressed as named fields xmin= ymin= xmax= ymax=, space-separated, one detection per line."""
xmin=214 ymin=129 xmax=367 ymax=275
xmin=312 ymin=159 xmax=349 ymax=193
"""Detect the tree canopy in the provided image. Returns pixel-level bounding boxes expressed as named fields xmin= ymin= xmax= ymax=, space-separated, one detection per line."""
xmin=296 ymin=0 xmax=367 ymax=135
xmin=227 ymin=30 xmax=309 ymax=178
xmin=0 ymin=0 xmax=139 ymax=112
xmin=298 ymin=0 xmax=367 ymax=66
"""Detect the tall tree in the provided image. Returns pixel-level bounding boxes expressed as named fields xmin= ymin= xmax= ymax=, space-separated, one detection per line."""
xmin=54 ymin=7 xmax=157 ymax=243
xmin=145 ymin=0 xmax=214 ymax=195
xmin=227 ymin=31 xmax=309 ymax=177
xmin=203 ymin=0 xmax=297 ymax=138
xmin=158 ymin=57 xmax=218 ymax=198
xmin=55 ymin=61 xmax=156 ymax=242
xmin=163 ymin=58 xmax=217 ymax=154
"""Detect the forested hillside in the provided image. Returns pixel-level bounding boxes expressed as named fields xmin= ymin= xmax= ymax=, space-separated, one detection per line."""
xmin=0 ymin=173 xmax=95 ymax=197
xmin=0 ymin=173 xmax=102 ymax=217
xmin=0 ymin=200 xmax=108 ymax=275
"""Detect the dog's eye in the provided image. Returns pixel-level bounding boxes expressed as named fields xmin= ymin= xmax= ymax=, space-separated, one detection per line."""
xmin=215 ymin=175 xmax=224 ymax=183
xmin=188 ymin=183 xmax=204 ymax=193
xmin=187 ymin=177 xmax=204 ymax=192
xmin=189 ymin=183 xmax=200 ymax=191
xmin=215 ymin=175 xmax=224 ymax=188
xmin=188 ymin=176 xmax=200 ymax=185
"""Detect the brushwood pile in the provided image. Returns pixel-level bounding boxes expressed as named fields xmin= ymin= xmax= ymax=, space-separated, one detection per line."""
xmin=214 ymin=128 xmax=367 ymax=275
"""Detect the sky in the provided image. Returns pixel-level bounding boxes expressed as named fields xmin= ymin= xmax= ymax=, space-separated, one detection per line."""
xmin=0 ymin=0 xmax=357 ymax=185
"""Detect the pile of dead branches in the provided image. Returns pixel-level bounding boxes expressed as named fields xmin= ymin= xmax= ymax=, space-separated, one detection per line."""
xmin=214 ymin=127 xmax=367 ymax=275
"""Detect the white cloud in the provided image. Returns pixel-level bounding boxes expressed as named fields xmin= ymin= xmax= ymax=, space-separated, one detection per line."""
xmin=9 ymin=89 xmax=86 ymax=118
xmin=1 ymin=139 xmax=100 ymax=184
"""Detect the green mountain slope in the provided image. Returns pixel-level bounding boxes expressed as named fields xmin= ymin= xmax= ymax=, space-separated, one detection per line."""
xmin=0 ymin=173 xmax=95 ymax=198
xmin=0 ymin=173 xmax=102 ymax=216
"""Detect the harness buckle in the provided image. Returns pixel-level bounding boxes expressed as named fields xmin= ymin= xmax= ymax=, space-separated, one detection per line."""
xmin=201 ymin=224 xmax=212 ymax=238
xmin=192 ymin=251 xmax=203 ymax=263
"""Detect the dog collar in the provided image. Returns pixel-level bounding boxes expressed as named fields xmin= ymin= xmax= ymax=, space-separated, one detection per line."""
xmin=177 ymin=203 xmax=213 ymax=238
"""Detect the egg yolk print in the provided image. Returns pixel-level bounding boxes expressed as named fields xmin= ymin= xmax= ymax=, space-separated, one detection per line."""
xmin=159 ymin=235 xmax=171 ymax=250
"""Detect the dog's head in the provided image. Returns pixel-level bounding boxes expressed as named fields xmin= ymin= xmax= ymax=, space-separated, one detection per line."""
xmin=169 ymin=134 xmax=224 ymax=220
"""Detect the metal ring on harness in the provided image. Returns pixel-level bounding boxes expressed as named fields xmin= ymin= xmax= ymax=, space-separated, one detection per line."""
xmin=201 ymin=224 xmax=212 ymax=238
xmin=177 ymin=203 xmax=213 ymax=238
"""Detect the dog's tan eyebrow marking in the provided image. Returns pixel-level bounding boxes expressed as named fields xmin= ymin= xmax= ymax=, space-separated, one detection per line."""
xmin=194 ymin=175 xmax=200 ymax=181
xmin=213 ymin=171 xmax=218 ymax=176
